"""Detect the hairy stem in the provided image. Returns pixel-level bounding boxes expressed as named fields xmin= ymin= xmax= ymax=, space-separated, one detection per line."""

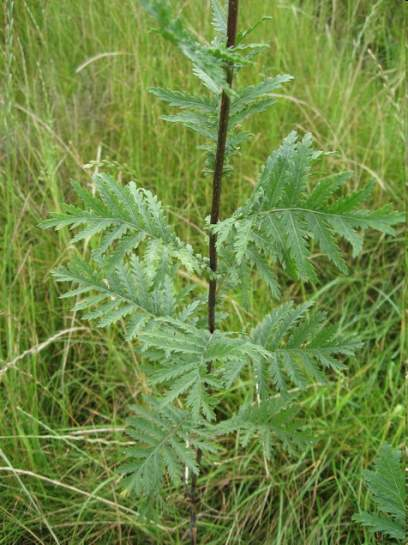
xmin=189 ymin=2 xmax=239 ymax=544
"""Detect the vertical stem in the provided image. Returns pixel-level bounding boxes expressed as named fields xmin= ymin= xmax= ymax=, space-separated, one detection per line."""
xmin=207 ymin=0 xmax=239 ymax=337
xmin=189 ymin=2 xmax=239 ymax=544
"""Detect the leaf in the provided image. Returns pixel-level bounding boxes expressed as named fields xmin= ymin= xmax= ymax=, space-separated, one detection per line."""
xmin=353 ymin=444 xmax=406 ymax=542
xmin=40 ymin=174 xmax=203 ymax=273
xmin=305 ymin=213 xmax=348 ymax=273
xmin=305 ymin=171 xmax=352 ymax=209
xmin=247 ymin=248 xmax=280 ymax=299
xmin=233 ymin=218 xmax=253 ymax=264
xmin=229 ymin=97 xmax=276 ymax=128
xmin=216 ymin=396 xmax=312 ymax=458
xmin=141 ymin=322 xmax=249 ymax=421
xmin=353 ymin=512 xmax=405 ymax=541
xmin=51 ymin=255 xmax=193 ymax=341
xmin=120 ymin=399 xmax=212 ymax=496
xmin=216 ymin=131 xmax=403 ymax=283
xmin=363 ymin=446 xmax=405 ymax=524
xmin=231 ymin=75 xmax=293 ymax=114
xmin=210 ymin=0 xmax=227 ymax=37
xmin=161 ymin=111 xmax=217 ymax=140
xmin=250 ymin=302 xmax=359 ymax=393
xmin=149 ymin=87 xmax=215 ymax=112
xmin=281 ymin=211 xmax=317 ymax=281
xmin=140 ymin=0 xmax=228 ymax=95
xmin=143 ymin=1 xmax=294 ymax=174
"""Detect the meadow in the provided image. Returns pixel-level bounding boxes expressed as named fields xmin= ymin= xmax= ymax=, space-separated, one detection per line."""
xmin=0 ymin=1 xmax=405 ymax=543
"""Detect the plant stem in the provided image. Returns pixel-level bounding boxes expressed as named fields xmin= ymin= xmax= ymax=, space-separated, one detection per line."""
xmin=189 ymin=2 xmax=239 ymax=544
xmin=207 ymin=0 xmax=239 ymax=337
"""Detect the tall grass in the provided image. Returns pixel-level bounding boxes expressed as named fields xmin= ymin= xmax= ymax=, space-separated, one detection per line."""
xmin=0 ymin=1 xmax=404 ymax=543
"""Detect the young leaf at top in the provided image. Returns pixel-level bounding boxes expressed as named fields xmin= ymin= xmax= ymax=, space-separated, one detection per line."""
xmin=145 ymin=0 xmax=293 ymax=175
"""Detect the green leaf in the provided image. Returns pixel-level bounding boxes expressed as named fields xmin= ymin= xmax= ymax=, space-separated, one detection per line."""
xmin=305 ymin=212 xmax=348 ymax=273
xmin=140 ymin=321 xmax=249 ymax=421
xmin=40 ymin=174 xmax=202 ymax=273
xmin=215 ymin=131 xmax=403 ymax=283
xmin=149 ymin=87 xmax=215 ymax=113
xmin=210 ymin=0 xmax=227 ymax=37
xmin=354 ymin=444 xmax=406 ymax=541
xmin=281 ymin=211 xmax=317 ymax=281
xmin=353 ymin=512 xmax=405 ymax=541
xmin=143 ymin=1 xmax=294 ymax=174
xmin=51 ymin=255 xmax=186 ymax=339
xmin=231 ymin=75 xmax=293 ymax=114
xmin=161 ymin=111 xmax=217 ymax=140
xmin=216 ymin=396 xmax=312 ymax=458
xmin=120 ymin=399 xmax=211 ymax=496
xmin=140 ymin=0 xmax=227 ymax=95
xmin=229 ymin=97 xmax=276 ymax=128
xmin=233 ymin=218 xmax=253 ymax=264
xmin=250 ymin=302 xmax=359 ymax=392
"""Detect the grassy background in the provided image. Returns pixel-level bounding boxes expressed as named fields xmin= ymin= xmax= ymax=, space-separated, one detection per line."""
xmin=0 ymin=0 xmax=405 ymax=543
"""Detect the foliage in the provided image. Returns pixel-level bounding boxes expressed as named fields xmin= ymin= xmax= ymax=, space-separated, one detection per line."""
xmin=40 ymin=0 xmax=403 ymax=513
xmin=119 ymin=399 xmax=216 ymax=496
xmin=41 ymin=173 xmax=203 ymax=274
xmin=145 ymin=0 xmax=292 ymax=173
xmin=215 ymin=394 xmax=312 ymax=458
xmin=353 ymin=444 xmax=406 ymax=542
xmin=214 ymin=132 xmax=402 ymax=289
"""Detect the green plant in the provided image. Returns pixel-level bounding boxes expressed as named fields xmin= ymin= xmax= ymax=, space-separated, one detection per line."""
xmin=354 ymin=444 xmax=406 ymax=542
xmin=39 ymin=1 xmax=403 ymax=543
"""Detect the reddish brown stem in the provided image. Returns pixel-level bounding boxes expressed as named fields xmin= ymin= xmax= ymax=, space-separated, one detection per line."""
xmin=207 ymin=0 xmax=239 ymax=336
xmin=189 ymin=2 xmax=239 ymax=544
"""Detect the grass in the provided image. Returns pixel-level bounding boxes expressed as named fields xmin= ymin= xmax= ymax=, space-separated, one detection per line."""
xmin=0 ymin=0 xmax=405 ymax=543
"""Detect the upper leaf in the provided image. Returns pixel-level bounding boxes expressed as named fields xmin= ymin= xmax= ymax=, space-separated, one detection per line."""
xmin=140 ymin=0 xmax=228 ymax=95
xmin=142 ymin=0 xmax=293 ymax=174
xmin=214 ymin=131 xmax=403 ymax=285
xmin=229 ymin=74 xmax=293 ymax=129
xmin=210 ymin=0 xmax=227 ymax=38
xmin=150 ymin=73 xmax=293 ymax=174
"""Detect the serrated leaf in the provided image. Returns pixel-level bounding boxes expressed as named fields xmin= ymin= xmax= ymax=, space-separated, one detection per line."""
xmin=120 ymin=399 xmax=212 ymax=497
xmin=40 ymin=174 xmax=203 ymax=273
xmin=149 ymin=87 xmax=215 ymax=112
xmin=216 ymin=396 xmax=312 ymax=457
xmin=216 ymin=131 xmax=403 ymax=284
xmin=354 ymin=444 xmax=406 ymax=541
xmin=231 ymin=75 xmax=293 ymax=114
xmin=210 ymin=0 xmax=227 ymax=36
xmin=250 ymin=302 xmax=358 ymax=392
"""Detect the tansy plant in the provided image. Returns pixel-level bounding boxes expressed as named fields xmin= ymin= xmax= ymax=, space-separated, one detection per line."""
xmin=40 ymin=1 xmax=403 ymax=543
